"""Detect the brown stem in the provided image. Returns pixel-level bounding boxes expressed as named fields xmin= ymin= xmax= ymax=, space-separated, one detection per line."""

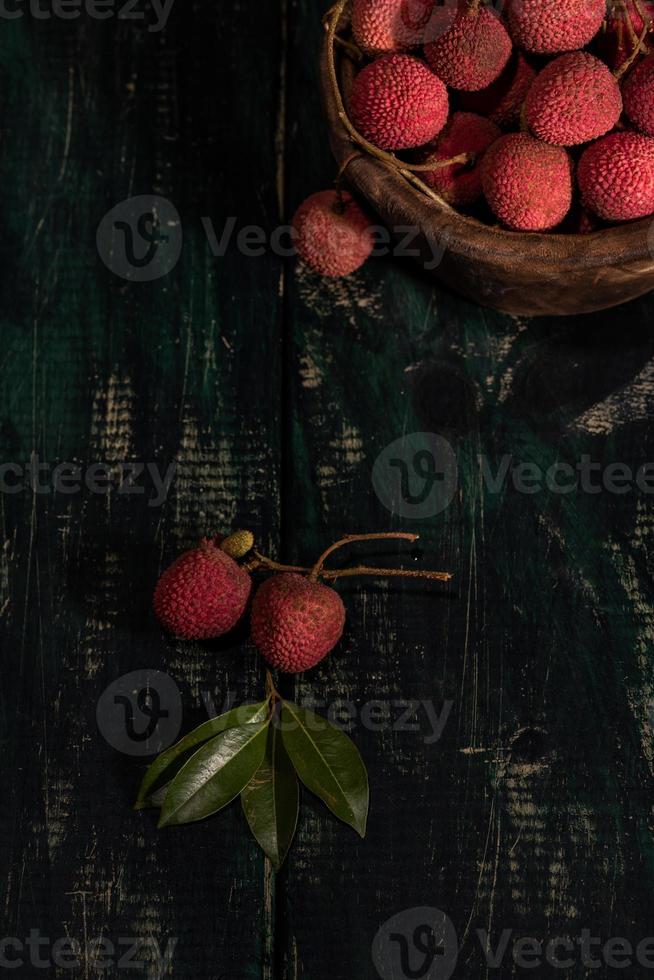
xmin=321 ymin=0 xmax=345 ymax=28
xmin=633 ymin=0 xmax=653 ymax=31
xmin=633 ymin=0 xmax=653 ymax=53
xmin=247 ymin=550 xmax=312 ymax=575
xmin=248 ymin=538 xmax=452 ymax=585
xmin=325 ymin=565 xmax=453 ymax=583
xmin=310 ymin=532 xmax=419 ymax=581
xmin=334 ymin=34 xmax=364 ymax=61
xmin=265 ymin=669 xmax=281 ymax=704
xmin=623 ymin=0 xmax=638 ymax=43
xmin=615 ymin=0 xmax=652 ymax=77
xmin=423 ymin=152 xmax=476 ymax=171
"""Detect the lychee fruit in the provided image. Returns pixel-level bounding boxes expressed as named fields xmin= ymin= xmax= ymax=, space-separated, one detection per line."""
xmin=524 ymin=53 xmax=622 ymax=147
xmin=251 ymin=573 xmax=346 ymax=673
xmin=458 ymin=51 xmax=536 ymax=129
xmin=349 ymin=53 xmax=449 ymax=150
xmin=481 ymin=133 xmax=573 ymax=230
xmin=623 ymin=53 xmax=654 ymax=137
xmin=292 ymin=191 xmax=374 ymax=277
xmin=352 ymin=0 xmax=436 ymax=56
xmin=577 ymin=131 xmax=654 ymax=221
xmin=421 ymin=111 xmax=501 ymax=206
xmin=424 ymin=4 xmax=512 ymax=91
xmin=506 ymin=0 xmax=606 ymax=54
xmin=154 ymin=537 xmax=252 ymax=640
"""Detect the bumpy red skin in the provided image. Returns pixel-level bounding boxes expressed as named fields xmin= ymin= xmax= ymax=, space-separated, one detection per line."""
xmin=507 ymin=0 xmax=606 ymax=53
xmin=154 ymin=540 xmax=252 ymax=640
xmin=352 ymin=0 xmax=436 ymax=57
xmin=525 ymin=53 xmax=623 ymax=147
xmin=600 ymin=1 xmax=654 ymax=69
xmin=624 ymin=54 xmax=654 ymax=137
xmin=578 ymin=131 xmax=654 ymax=221
xmin=424 ymin=6 xmax=512 ymax=91
xmin=459 ymin=52 xmax=535 ymax=129
xmin=350 ymin=53 xmax=449 ymax=150
xmin=292 ymin=191 xmax=373 ymax=278
xmin=251 ymin=573 xmax=346 ymax=674
xmin=421 ymin=112 xmax=501 ymax=206
xmin=481 ymin=133 xmax=572 ymax=231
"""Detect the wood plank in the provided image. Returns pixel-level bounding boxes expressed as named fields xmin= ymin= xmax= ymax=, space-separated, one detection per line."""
xmin=279 ymin=4 xmax=654 ymax=977
xmin=0 ymin=5 xmax=284 ymax=977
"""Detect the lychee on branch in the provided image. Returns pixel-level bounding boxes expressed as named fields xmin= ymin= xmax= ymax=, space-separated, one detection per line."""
xmin=153 ymin=529 xmax=452 ymax=646
xmin=142 ymin=530 xmax=451 ymax=865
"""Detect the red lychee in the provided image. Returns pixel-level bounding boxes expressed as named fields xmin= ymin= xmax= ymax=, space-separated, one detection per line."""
xmin=350 ymin=53 xmax=449 ymax=150
xmin=525 ymin=53 xmax=623 ymax=146
xmin=292 ymin=191 xmax=374 ymax=278
xmin=578 ymin=131 xmax=654 ymax=221
xmin=424 ymin=4 xmax=512 ymax=91
xmin=352 ymin=0 xmax=436 ymax=56
xmin=251 ymin=573 xmax=346 ymax=674
xmin=481 ymin=133 xmax=573 ymax=230
xmin=421 ymin=111 xmax=501 ymax=206
xmin=506 ymin=0 xmax=606 ymax=54
xmin=154 ymin=538 xmax=252 ymax=640
xmin=458 ymin=51 xmax=536 ymax=129
xmin=623 ymin=53 xmax=654 ymax=137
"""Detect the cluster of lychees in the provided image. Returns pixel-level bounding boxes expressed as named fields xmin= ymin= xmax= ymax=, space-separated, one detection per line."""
xmin=153 ymin=531 xmax=451 ymax=673
xmin=293 ymin=0 xmax=654 ymax=277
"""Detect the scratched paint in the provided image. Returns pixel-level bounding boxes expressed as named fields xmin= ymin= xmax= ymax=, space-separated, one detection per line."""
xmin=4 ymin=3 xmax=654 ymax=979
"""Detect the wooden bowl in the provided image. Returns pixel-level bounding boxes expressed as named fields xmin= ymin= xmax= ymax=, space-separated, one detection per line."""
xmin=319 ymin=10 xmax=654 ymax=317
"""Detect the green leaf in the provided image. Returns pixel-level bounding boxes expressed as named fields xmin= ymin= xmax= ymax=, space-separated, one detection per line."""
xmin=158 ymin=720 xmax=270 ymax=827
xmin=242 ymin=723 xmax=299 ymax=870
xmin=135 ymin=701 xmax=269 ymax=809
xmin=281 ymin=702 xmax=369 ymax=838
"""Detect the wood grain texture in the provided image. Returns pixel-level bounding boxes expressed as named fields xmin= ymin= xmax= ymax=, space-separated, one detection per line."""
xmin=2 ymin=1 xmax=654 ymax=979
xmin=0 ymin=3 xmax=284 ymax=977
xmin=277 ymin=4 xmax=654 ymax=979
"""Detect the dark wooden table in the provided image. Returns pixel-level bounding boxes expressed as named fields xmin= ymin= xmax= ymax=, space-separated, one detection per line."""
xmin=2 ymin=2 xmax=654 ymax=978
